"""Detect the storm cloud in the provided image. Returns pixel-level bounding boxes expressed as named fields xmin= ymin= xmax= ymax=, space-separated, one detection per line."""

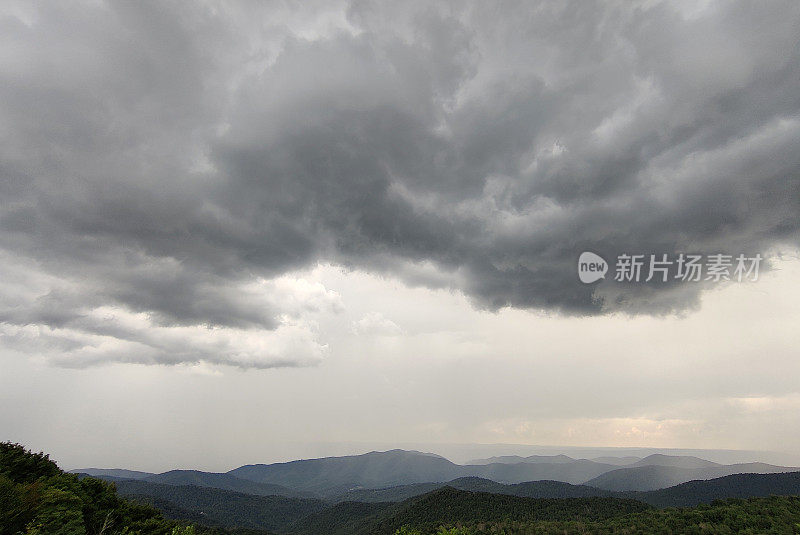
xmin=1 ymin=0 xmax=799 ymax=367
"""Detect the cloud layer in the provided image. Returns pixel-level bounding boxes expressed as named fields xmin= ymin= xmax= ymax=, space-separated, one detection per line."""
xmin=1 ymin=1 xmax=799 ymax=366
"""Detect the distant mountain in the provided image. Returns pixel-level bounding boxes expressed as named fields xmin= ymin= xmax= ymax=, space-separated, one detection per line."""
xmin=143 ymin=469 xmax=311 ymax=498
xmin=228 ymin=449 xmax=618 ymax=496
xmin=585 ymin=462 xmax=796 ymax=491
xmin=79 ymin=451 xmax=796 ymax=500
xmin=587 ymin=465 xmax=702 ymax=492
xmin=467 ymin=454 xmax=575 ymax=465
xmin=468 ymin=458 xmax=616 ymax=485
xmin=69 ymin=468 xmax=154 ymax=480
xmin=590 ymin=456 xmax=642 ymax=466
xmin=228 ymin=450 xmax=460 ymax=497
xmin=114 ymin=479 xmax=326 ymax=531
xmin=634 ymin=471 xmax=800 ymax=507
xmin=631 ymin=454 xmax=720 ymax=469
xmin=337 ymin=471 xmax=800 ymax=508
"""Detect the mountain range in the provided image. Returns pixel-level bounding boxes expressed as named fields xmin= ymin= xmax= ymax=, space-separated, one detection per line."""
xmin=106 ymin=472 xmax=800 ymax=533
xmin=73 ymin=449 xmax=799 ymax=497
xmin=63 ymin=449 xmax=800 ymax=533
xmin=9 ymin=441 xmax=800 ymax=534
xmin=585 ymin=461 xmax=794 ymax=491
xmin=226 ymin=450 xmax=624 ymax=495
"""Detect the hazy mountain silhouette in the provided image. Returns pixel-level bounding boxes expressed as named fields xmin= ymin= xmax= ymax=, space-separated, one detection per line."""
xmin=585 ymin=462 xmax=796 ymax=491
xmin=228 ymin=450 xmax=460 ymax=497
xmin=108 ymin=464 xmax=800 ymax=532
xmin=228 ymin=450 xmax=617 ymax=496
xmin=104 ymin=469 xmax=800 ymax=531
xmin=467 ymin=454 xmax=575 ymax=465
xmin=591 ymin=456 xmax=642 ymax=466
xmin=80 ymin=450 xmax=798 ymax=499
xmin=335 ymin=471 xmax=800 ymax=507
xmin=631 ymin=454 xmax=720 ymax=469
xmin=468 ymin=458 xmax=617 ymax=485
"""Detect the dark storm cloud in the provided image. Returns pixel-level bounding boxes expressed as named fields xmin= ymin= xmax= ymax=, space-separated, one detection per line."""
xmin=0 ymin=1 xmax=799 ymax=365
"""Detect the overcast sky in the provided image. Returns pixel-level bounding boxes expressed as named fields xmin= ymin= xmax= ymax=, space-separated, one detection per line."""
xmin=1 ymin=0 xmax=799 ymax=471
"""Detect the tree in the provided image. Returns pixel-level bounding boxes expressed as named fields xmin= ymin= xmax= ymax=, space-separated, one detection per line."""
xmin=25 ymin=487 xmax=86 ymax=535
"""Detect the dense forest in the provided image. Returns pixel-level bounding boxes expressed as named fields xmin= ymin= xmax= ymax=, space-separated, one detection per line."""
xmin=390 ymin=495 xmax=800 ymax=534
xmin=114 ymin=481 xmax=327 ymax=531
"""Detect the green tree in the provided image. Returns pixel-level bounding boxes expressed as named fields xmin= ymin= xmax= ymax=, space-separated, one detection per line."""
xmin=25 ymin=487 xmax=86 ymax=535
xmin=0 ymin=443 xmax=61 ymax=484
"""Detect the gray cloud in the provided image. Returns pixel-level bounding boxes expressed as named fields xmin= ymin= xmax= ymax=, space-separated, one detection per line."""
xmin=1 ymin=1 xmax=799 ymax=366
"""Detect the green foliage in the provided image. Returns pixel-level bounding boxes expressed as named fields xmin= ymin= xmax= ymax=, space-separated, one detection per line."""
xmin=25 ymin=486 xmax=86 ymax=534
xmin=0 ymin=443 xmax=61 ymax=484
xmin=370 ymin=487 xmax=651 ymax=534
xmin=287 ymin=500 xmax=394 ymax=535
xmin=115 ymin=480 xmax=326 ymax=531
xmin=0 ymin=441 xmax=231 ymax=535
xmin=393 ymin=495 xmax=800 ymax=535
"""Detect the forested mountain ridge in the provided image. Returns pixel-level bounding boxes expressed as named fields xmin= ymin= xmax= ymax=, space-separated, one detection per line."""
xmin=390 ymin=495 xmax=800 ymax=535
xmin=289 ymin=487 xmax=652 ymax=535
xmin=6 ymin=442 xmax=800 ymax=535
xmin=78 ymin=449 xmax=799 ymax=498
xmin=143 ymin=470 xmax=310 ymax=498
xmin=114 ymin=480 xmax=327 ymax=531
xmin=629 ymin=471 xmax=800 ymax=507
xmin=111 ymin=472 xmax=800 ymax=530
xmin=333 ymin=477 xmax=618 ymax=503
xmin=365 ymin=487 xmax=652 ymax=535
xmin=332 ymin=471 xmax=800 ymax=507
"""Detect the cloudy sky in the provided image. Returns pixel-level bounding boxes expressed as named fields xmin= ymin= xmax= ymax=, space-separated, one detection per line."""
xmin=1 ymin=1 xmax=799 ymax=471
